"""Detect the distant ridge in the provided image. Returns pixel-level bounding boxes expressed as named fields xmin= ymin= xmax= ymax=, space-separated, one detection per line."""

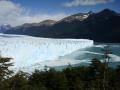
xmin=4 ymin=9 xmax=120 ymax=43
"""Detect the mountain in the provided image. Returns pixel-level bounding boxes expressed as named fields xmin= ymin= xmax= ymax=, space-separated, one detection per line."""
xmin=5 ymin=9 xmax=120 ymax=43
xmin=5 ymin=20 xmax=56 ymax=36
xmin=0 ymin=24 xmax=11 ymax=33
xmin=58 ymin=12 xmax=92 ymax=23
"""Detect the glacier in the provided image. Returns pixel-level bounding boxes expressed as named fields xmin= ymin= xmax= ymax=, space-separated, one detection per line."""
xmin=0 ymin=34 xmax=93 ymax=71
xmin=0 ymin=34 xmax=120 ymax=72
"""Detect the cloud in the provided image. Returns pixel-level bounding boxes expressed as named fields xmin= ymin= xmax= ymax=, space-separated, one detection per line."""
xmin=0 ymin=0 xmax=67 ymax=26
xmin=64 ymin=0 xmax=114 ymax=7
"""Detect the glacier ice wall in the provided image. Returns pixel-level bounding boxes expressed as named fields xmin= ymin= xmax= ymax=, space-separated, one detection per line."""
xmin=0 ymin=34 xmax=93 ymax=70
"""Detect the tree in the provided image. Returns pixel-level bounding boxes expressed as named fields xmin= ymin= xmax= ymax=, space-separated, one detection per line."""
xmin=7 ymin=71 xmax=30 ymax=90
xmin=89 ymin=58 xmax=105 ymax=89
xmin=29 ymin=70 xmax=47 ymax=90
xmin=45 ymin=68 xmax=68 ymax=90
xmin=0 ymin=56 xmax=13 ymax=89
xmin=102 ymin=46 xmax=112 ymax=90
xmin=0 ymin=56 xmax=13 ymax=81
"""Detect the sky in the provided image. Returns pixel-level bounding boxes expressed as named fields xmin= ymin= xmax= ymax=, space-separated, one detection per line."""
xmin=0 ymin=0 xmax=120 ymax=26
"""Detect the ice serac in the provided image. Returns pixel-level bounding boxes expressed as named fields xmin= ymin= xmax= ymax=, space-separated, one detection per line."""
xmin=0 ymin=34 xmax=93 ymax=70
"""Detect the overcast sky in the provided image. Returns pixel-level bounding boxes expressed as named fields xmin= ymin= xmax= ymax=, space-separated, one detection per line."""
xmin=0 ymin=0 xmax=120 ymax=26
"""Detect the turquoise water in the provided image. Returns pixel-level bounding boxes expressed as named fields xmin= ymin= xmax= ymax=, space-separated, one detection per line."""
xmin=53 ymin=43 xmax=120 ymax=70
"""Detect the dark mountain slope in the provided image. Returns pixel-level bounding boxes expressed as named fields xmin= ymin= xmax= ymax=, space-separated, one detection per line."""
xmin=5 ymin=9 xmax=120 ymax=43
xmin=5 ymin=20 xmax=56 ymax=36
xmin=40 ymin=9 xmax=120 ymax=42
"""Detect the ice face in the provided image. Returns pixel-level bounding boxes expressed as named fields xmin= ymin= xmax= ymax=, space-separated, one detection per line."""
xmin=0 ymin=34 xmax=93 ymax=71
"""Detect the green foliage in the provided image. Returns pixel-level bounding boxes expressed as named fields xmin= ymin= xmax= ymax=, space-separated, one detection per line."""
xmin=0 ymin=56 xmax=13 ymax=90
xmin=0 ymin=56 xmax=13 ymax=81
xmin=29 ymin=68 xmax=68 ymax=90
xmin=7 ymin=71 xmax=30 ymax=90
xmin=0 ymin=55 xmax=120 ymax=90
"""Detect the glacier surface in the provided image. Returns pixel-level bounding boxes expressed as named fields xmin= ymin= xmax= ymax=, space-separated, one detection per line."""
xmin=0 ymin=34 xmax=93 ymax=71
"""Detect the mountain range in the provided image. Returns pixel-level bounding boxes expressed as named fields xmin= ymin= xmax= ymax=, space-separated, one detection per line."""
xmin=2 ymin=9 xmax=120 ymax=43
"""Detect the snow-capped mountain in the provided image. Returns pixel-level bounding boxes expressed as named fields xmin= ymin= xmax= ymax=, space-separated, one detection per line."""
xmin=4 ymin=9 xmax=120 ymax=43
xmin=58 ymin=11 xmax=93 ymax=23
